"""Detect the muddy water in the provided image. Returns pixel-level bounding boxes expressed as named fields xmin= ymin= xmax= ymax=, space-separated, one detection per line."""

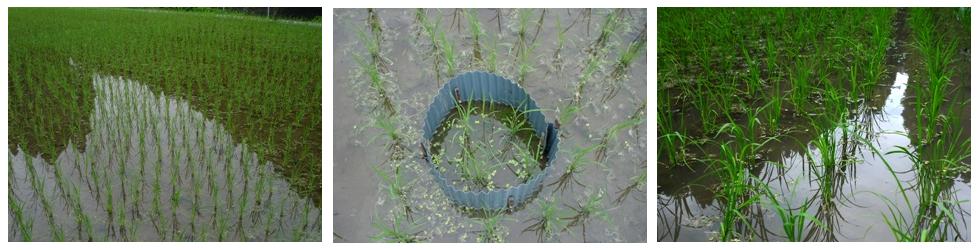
xmin=334 ymin=9 xmax=647 ymax=242
xmin=8 ymin=75 xmax=321 ymax=241
xmin=657 ymin=9 xmax=970 ymax=241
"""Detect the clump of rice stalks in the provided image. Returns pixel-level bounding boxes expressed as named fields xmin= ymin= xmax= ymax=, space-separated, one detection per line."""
xmin=9 ymin=191 xmax=34 ymax=241
xmin=614 ymin=171 xmax=646 ymax=205
xmin=550 ymin=144 xmax=601 ymax=195
xmin=788 ymin=58 xmax=814 ymax=115
xmin=594 ymin=104 xmax=646 ymax=162
xmin=758 ymin=175 xmax=825 ymax=242
xmin=562 ymin=189 xmax=612 ymax=242
xmin=464 ymin=9 xmax=485 ymax=67
xmin=475 ymin=211 xmax=508 ymax=242
xmin=523 ymin=197 xmax=565 ymax=242
xmin=371 ymin=212 xmax=423 ymax=243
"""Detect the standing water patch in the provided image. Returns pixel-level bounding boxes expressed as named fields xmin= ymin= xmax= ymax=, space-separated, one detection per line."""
xmin=8 ymin=75 xmax=321 ymax=241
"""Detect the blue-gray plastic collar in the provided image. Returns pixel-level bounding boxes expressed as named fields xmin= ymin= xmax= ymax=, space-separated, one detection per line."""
xmin=421 ymin=71 xmax=559 ymax=210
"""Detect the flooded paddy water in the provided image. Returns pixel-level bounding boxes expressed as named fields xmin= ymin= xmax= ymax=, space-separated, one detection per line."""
xmin=657 ymin=8 xmax=970 ymax=241
xmin=334 ymin=9 xmax=647 ymax=242
xmin=8 ymin=75 xmax=321 ymax=241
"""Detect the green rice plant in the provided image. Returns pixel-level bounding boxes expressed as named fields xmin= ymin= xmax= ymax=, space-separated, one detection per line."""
xmin=614 ymin=171 xmax=646 ymax=205
xmin=742 ymin=45 xmax=762 ymax=98
xmin=9 ymin=192 xmax=34 ymax=241
xmin=464 ymin=9 xmax=484 ymax=65
xmin=476 ymin=211 xmax=507 ymax=242
xmin=437 ymin=28 xmax=458 ymax=79
xmin=788 ymin=58 xmax=813 ymax=115
xmin=683 ymin=79 xmax=716 ymax=134
xmin=594 ymin=112 xmax=645 ymax=162
xmin=522 ymin=197 xmax=565 ymax=242
xmin=371 ymin=213 xmax=423 ymax=243
xmin=713 ymin=141 xmax=760 ymax=242
xmin=550 ymin=144 xmax=601 ymax=195
xmin=765 ymin=77 xmax=784 ymax=135
xmin=549 ymin=14 xmax=567 ymax=79
xmin=765 ymin=34 xmax=778 ymax=75
xmin=371 ymin=163 xmax=413 ymax=221
xmin=562 ymin=189 xmax=612 ymax=242
xmin=758 ymin=175 xmax=825 ymax=242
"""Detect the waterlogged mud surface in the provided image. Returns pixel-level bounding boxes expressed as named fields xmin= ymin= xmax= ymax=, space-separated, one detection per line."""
xmin=8 ymin=75 xmax=321 ymax=241
xmin=657 ymin=8 xmax=970 ymax=241
xmin=334 ymin=9 xmax=647 ymax=242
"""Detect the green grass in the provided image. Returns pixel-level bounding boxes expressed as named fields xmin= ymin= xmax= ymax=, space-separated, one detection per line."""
xmin=8 ymin=7 xmax=322 ymax=203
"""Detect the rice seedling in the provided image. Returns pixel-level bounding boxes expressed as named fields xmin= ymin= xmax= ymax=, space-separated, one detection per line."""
xmin=522 ymin=197 xmax=565 ymax=242
xmin=371 ymin=213 xmax=423 ymax=243
xmin=464 ymin=9 xmax=484 ymax=66
xmin=712 ymin=141 xmax=760 ymax=242
xmin=594 ymin=108 xmax=646 ymax=162
xmin=550 ymin=144 xmax=601 ymax=195
xmin=757 ymin=175 xmax=825 ymax=242
xmin=548 ymin=14 xmax=567 ymax=79
xmin=476 ymin=211 xmax=507 ymax=243
xmin=372 ymin=163 xmax=414 ymax=221
xmin=788 ymin=58 xmax=814 ymax=115
xmin=9 ymin=192 xmax=34 ymax=241
xmin=614 ymin=171 xmax=646 ymax=205
xmin=562 ymin=189 xmax=612 ymax=242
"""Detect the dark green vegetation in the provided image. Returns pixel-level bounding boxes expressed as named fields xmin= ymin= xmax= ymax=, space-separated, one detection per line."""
xmin=8 ymin=8 xmax=322 ymax=202
xmin=658 ymin=8 xmax=970 ymax=242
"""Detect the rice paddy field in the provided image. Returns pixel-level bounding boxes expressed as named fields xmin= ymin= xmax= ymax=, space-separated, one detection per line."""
xmin=8 ymin=8 xmax=322 ymax=241
xmin=657 ymin=8 xmax=970 ymax=241
xmin=333 ymin=9 xmax=647 ymax=242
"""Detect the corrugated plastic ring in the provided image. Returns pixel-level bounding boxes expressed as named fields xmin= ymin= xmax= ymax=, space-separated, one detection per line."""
xmin=420 ymin=71 xmax=560 ymax=211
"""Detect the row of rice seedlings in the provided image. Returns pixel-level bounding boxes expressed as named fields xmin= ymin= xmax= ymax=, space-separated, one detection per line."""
xmin=863 ymin=133 xmax=968 ymax=241
xmin=512 ymin=9 xmax=537 ymax=85
xmin=547 ymin=14 xmax=568 ymax=80
xmin=572 ymin=9 xmax=623 ymax=104
xmin=356 ymin=10 xmax=397 ymax=116
xmin=602 ymin=23 xmax=646 ymax=104
xmin=562 ymin=189 xmax=613 ymax=242
xmin=909 ymin=8 xmax=959 ymax=144
xmin=372 ymin=163 xmax=414 ymax=222
xmin=413 ymin=9 xmax=457 ymax=85
xmin=9 ymin=177 xmax=35 ymax=241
